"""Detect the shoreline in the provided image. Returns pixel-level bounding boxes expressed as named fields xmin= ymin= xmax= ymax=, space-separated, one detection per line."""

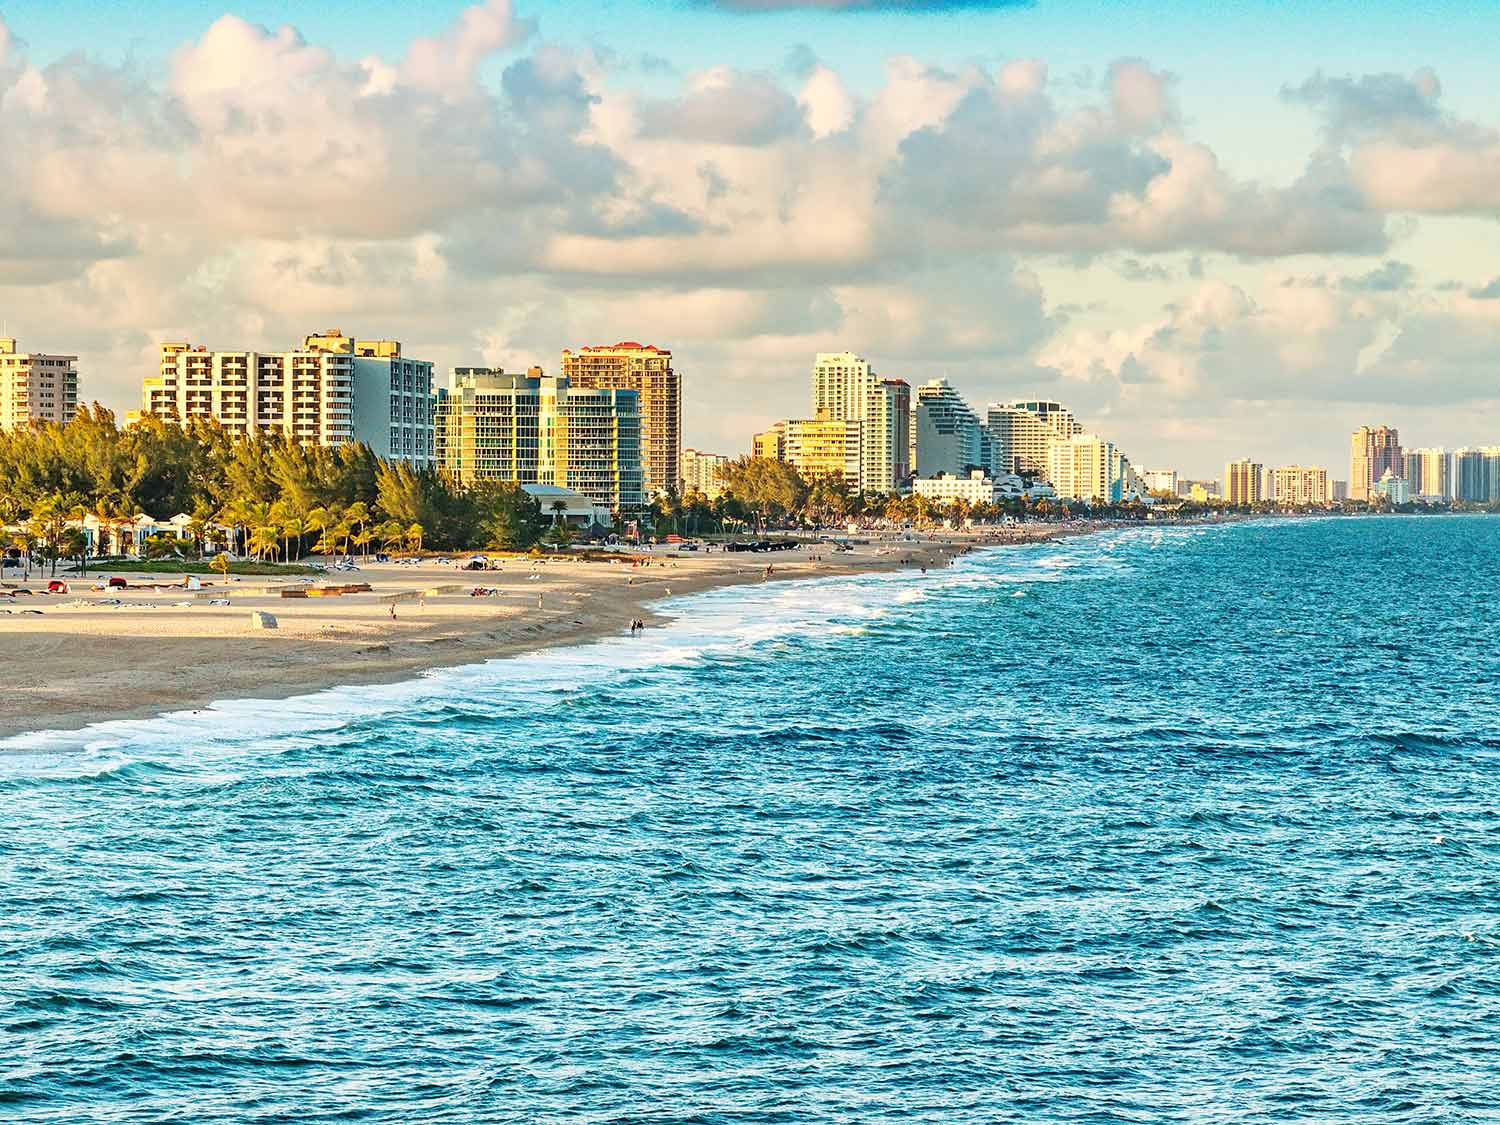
xmin=1 ymin=525 xmax=1110 ymax=744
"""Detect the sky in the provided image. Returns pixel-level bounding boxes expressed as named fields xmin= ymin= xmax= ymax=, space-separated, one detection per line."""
xmin=3 ymin=0 xmax=1500 ymax=478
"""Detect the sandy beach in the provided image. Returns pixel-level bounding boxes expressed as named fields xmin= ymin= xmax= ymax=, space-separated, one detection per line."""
xmin=0 ymin=527 xmax=1083 ymax=741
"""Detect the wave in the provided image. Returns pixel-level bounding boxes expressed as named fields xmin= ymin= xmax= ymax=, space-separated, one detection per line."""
xmin=0 ymin=529 xmax=1142 ymax=766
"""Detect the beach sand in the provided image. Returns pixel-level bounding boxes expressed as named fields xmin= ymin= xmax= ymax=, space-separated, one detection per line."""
xmin=0 ymin=528 xmax=1073 ymax=741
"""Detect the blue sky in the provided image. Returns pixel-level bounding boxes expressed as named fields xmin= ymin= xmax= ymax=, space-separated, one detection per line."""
xmin=3 ymin=0 xmax=1499 ymax=474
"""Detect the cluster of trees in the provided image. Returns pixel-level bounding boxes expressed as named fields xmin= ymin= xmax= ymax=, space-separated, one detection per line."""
xmin=650 ymin=457 xmax=1160 ymax=534
xmin=0 ymin=408 xmax=551 ymax=560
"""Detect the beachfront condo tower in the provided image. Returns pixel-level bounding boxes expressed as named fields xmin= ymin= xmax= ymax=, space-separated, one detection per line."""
xmin=1349 ymin=426 xmax=1402 ymax=501
xmin=1047 ymin=433 xmax=1123 ymax=502
xmin=912 ymin=379 xmax=991 ymax=478
xmin=139 ymin=330 xmax=434 ymax=464
xmin=1270 ymin=465 xmax=1330 ymax=505
xmin=1453 ymin=447 xmax=1500 ymax=503
xmin=1224 ymin=459 xmax=1264 ymax=505
xmin=805 ymin=353 xmax=909 ymax=493
xmin=680 ymin=448 xmax=730 ymax=499
xmin=0 ymin=338 xmax=78 ymax=432
xmin=985 ymin=400 xmax=1082 ymax=476
xmin=561 ymin=343 xmax=679 ymax=497
xmin=1404 ymin=447 xmax=1453 ymax=501
xmin=781 ymin=416 xmax=863 ymax=489
xmin=433 ymin=368 xmax=645 ymax=517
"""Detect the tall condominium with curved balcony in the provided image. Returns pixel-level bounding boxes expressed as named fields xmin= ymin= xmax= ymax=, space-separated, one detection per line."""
xmin=138 ymin=330 xmax=434 ymax=465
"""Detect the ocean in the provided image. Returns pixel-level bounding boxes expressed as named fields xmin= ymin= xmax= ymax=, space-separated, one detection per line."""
xmin=3 ymin=516 xmax=1498 ymax=1123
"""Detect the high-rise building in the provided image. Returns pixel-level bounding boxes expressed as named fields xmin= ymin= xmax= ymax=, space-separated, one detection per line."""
xmin=0 ymin=338 xmax=79 ymax=432
xmin=863 ymin=379 xmax=911 ymax=493
xmin=804 ymin=353 xmax=908 ymax=493
xmin=681 ymin=448 xmax=729 ymax=498
xmin=1330 ymin=480 xmax=1349 ymax=502
xmin=1350 ymin=425 xmax=1402 ymax=501
xmin=433 ymin=368 xmax=644 ymax=515
xmin=1224 ymin=459 xmax=1264 ymax=505
xmin=812 ymin=352 xmax=878 ymax=423
xmin=985 ymin=400 xmax=1081 ymax=475
xmin=140 ymin=331 xmax=434 ymax=464
xmin=1270 ymin=465 xmax=1329 ymax=506
xmin=752 ymin=425 xmax=785 ymax=462
xmin=1140 ymin=468 xmax=1178 ymax=495
xmin=912 ymin=379 xmax=989 ymax=477
xmin=1453 ymin=447 xmax=1500 ymax=503
xmin=1404 ymin=446 xmax=1452 ymax=500
xmin=1047 ymin=433 xmax=1121 ymax=501
xmin=781 ymin=417 xmax=862 ymax=488
xmin=561 ymin=343 xmax=679 ymax=496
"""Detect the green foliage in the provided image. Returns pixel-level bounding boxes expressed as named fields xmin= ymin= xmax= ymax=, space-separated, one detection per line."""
xmin=472 ymin=481 xmax=546 ymax=551
xmin=717 ymin=457 xmax=809 ymax=528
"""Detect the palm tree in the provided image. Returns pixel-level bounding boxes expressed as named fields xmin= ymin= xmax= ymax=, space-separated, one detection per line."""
xmin=304 ymin=505 xmax=333 ymax=547
xmin=345 ymin=502 xmax=371 ymax=560
xmin=281 ymin=516 xmax=306 ymax=562
xmin=247 ymin=524 xmax=280 ymax=563
xmin=379 ymin=520 xmax=405 ymax=554
xmin=353 ymin=526 xmax=375 ymax=559
xmin=404 ymin=522 xmax=424 ymax=554
xmin=218 ymin=497 xmax=254 ymax=559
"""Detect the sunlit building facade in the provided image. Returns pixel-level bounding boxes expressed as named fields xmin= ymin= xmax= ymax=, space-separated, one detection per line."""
xmin=433 ymin=368 xmax=644 ymax=515
xmin=140 ymin=330 xmax=433 ymax=464
xmin=0 ymin=338 xmax=79 ymax=432
xmin=562 ymin=342 xmax=679 ymax=496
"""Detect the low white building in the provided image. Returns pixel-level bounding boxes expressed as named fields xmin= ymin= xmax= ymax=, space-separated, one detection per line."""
xmin=522 ymin=484 xmax=612 ymax=529
xmin=914 ymin=470 xmax=1003 ymax=506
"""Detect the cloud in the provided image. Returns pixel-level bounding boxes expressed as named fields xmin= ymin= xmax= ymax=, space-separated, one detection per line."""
xmin=1469 ymin=279 xmax=1500 ymax=300
xmin=1115 ymin=257 xmax=1172 ymax=282
xmin=400 ymin=0 xmax=534 ymax=92
xmin=1040 ymin=276 xmax=1500 ymax=409
xmin=1286 ymin=68 xmax=1500 ymax=215
xmin=639 ymin=67 xmax=805 ymax=145
xmin=877 ymin=60 xmax=1385 ymax=257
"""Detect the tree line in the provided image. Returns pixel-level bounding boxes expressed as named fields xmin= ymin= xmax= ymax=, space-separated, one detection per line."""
xmin=0 ymin=407 xmax=551 ymax=560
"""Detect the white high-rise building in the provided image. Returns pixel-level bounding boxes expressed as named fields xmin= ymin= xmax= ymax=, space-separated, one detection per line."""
xmin=913 ymin=379 xmax=990 ymax=477
xmin=0 ymin=338 xmax=78 ymax=432
xmin=812 ymin=352 xmax=878 ymax=423
xmin=805 ymin=352 xmax=908 ymax=494
xmin=1048 ymin=433 xmax=1121 ymax=501
xmin=681 ymin=448 xmax=729 ymax=498
xmin=1140 ymin=468 xmax=1178 ymax=495
xmin=1404 ymin=447 xmax=1452 ymax=500
xmin=1270 ymin=465 xmax=1330 ymax=506
xmin=985 ymin=400 xmax=1081 ymax=476
xmin=140 ymin=330 xmax=434 ymax=464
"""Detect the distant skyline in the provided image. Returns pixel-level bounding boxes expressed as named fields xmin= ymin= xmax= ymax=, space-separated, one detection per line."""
xmin=2 ymin=0 xmax=1499 ymax=477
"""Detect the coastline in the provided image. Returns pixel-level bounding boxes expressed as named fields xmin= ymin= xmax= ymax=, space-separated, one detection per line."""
xmin=1 ymin=525 xmax=1102 ymax=743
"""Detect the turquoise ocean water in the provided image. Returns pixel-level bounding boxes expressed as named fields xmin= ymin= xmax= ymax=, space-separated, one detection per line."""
xmin=3 ymin=516 xmax=1498 ymax=1122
